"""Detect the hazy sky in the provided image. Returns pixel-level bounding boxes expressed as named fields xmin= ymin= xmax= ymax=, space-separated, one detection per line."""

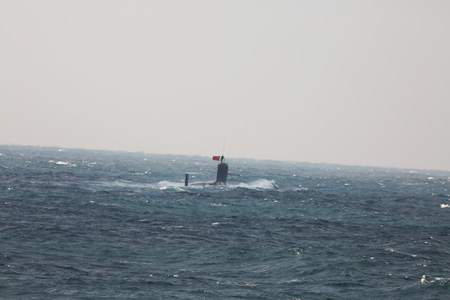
xmin=1 ymin=0 xmax=449 ymax=171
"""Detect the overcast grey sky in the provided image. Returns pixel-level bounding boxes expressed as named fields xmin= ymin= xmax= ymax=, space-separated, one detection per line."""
xmin=1 ymin=0 xmax=449 ymax=171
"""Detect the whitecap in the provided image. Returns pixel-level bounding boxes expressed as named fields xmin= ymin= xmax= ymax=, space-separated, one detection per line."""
xmin=421 ymin=275 xmax=450 ymax=285
xmin=52 ymin=160 xmax=77 ymax=167
xmin=157 ymin=181 xmax=184 ymax=188
xmin=295 ymin=187 xmax=308 ymax=191
xmin=235 ymin=179 xmax=279 ymax=190
xmin=440 ymin=204 xmax=450 ymax=208
xmin=211 ymin=203 xmax=227 ymax=207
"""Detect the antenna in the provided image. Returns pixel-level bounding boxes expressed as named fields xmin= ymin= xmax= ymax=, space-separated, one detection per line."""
xmin=222 ymin=138 xmax=226 ymax=162
xmin=222 ymin=139 xmax=226 ymax=157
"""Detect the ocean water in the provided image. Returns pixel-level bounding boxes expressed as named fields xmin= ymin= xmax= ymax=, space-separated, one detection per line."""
xmin=1 ymin=146 xmax=450 ymax=300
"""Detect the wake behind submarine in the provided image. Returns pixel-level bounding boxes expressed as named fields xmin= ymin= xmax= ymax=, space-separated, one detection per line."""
xmin=184 ymin=155 xmax=230 ymax=186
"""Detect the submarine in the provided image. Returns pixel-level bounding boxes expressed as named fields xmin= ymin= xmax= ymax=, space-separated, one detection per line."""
xmin=185 ymin=156 xmax=230 ymax=186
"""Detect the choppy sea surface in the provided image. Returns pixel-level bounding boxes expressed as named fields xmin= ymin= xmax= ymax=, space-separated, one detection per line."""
xmin=1 ymin=145 xmax=450 ymax=299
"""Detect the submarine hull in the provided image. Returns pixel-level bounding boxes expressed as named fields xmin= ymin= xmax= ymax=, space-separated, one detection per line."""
xmin=184 ymin=162 xmax=229 ymax=187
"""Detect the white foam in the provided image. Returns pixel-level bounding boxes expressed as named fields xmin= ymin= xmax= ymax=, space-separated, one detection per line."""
xmin=211 ymin=203 xmax=227 ymax=207
xmin=50 ymin=160 xmax=77 ymax=167
xmin=157 ymin=181 xmax=184 ymax=188
xmin=235 ymin=179 xmax=279 ymax=190
xmin=421 ymin=275 xmax=450 ymax=285
xmin=295 ymin=187 xmax=308 ymax=191
xmin=440 ymin=204 xmax=450 ymax=208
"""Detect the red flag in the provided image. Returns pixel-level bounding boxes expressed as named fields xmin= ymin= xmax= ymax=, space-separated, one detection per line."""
xmin=212 ymin=156 xmax=220 ymax=161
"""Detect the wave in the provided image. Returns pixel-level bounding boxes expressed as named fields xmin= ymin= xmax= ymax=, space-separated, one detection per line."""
xmin=49 ymin=160 xmax=77 ymax=167
xmin=421 ymin=275 xmax=450 ymax=287
xmin=233 ymin=179 xmax=279 ymax=190
xmin=92 ymin=180 xmax=152 ymax=189
xmin=88 ymin=178 xmax=280 ymax=191
xmin=157 ymin=181 xmax=185 ymax=188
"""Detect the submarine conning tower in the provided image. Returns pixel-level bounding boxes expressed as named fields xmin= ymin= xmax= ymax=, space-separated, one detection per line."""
xmin=215 ymin=162 xmax=229 ymax=185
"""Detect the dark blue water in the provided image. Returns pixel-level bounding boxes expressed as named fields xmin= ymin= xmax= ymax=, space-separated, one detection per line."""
xmin=1 ymin=145 xmax=449 ymax=299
